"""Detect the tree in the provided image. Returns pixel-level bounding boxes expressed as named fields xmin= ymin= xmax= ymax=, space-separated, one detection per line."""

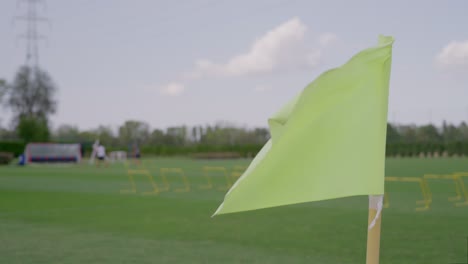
xmin=3 ymin=66 xmax=57 ymax=142
xmin=166 ymin=126 xmax=188 ymax=146
xmin=397 ymin=125 xmax=418 ymax=143
xmin=94 ymin=125 xmax=116 ymax=146
xmin=253 ymin=128 xmax=270 ymax=144
xmin=386 ymin=123 xmax=401 ymax=143
xmin=441 ymin=121 xmax=462 ymax=143
xmin=459 ymin=122 xmax=468 ymax=141
xmin=0 ymin=79 xmax=7 ymax=129
xmin=8 ymin=66 xmax=57 ymax=119
xmin=0 ymin=79 xmax=6 ymax=103
xmin=149 ymin=129 xmax=165 ymax=145
xmin=17 ymin=116 xmax=50 ymax=142
xmin=54 ymin=124 xmax=80 ymax=142
xmin=416 ymin=124 xmax=441 ymax=143
xmin=78 ymin=130 xmax=99 ymax=143
xmin=118 ymin=120 xmax=150 ymax=146
xmin=0 ymin=126 xmax=17 ymax=141
xmin=191 ymin=126 xmax=198 ymax=143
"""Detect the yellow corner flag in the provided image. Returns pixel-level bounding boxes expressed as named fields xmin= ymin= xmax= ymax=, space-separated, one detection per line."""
xmin=214 ymin=35 xmax=394 ymax=216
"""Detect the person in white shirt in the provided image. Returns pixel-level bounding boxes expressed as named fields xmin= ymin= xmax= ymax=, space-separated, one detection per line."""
xmin=96 ymin=144 xmax=107 ymax=167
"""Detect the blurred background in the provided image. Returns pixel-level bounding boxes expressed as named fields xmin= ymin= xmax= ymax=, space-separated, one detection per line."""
xmin=0 ymin=0 xmax=467 ymax=158
xmin=1 ymin=1 xmax=468 ymax=263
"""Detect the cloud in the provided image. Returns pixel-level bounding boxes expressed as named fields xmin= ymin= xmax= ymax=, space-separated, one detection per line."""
xmin=318 ymin=33 xmax=338 ymax=47
xmin=160 ymin=82 xmax=185 ymax=96
xmin=189 ymin=17 xmax=322 ymax=78
xmin=163 ymin=17 xmax=338 ymax=92
xmin=435 ymin=40 xmax=468 ymax=68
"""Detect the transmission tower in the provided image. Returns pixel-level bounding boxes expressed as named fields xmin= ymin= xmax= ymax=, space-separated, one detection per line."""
xmin=15 ymin=0 xmax=49 ymax=68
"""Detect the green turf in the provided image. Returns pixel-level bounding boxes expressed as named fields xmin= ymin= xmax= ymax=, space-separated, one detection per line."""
xmin=1 ymin=157 xmax=468 ymax=263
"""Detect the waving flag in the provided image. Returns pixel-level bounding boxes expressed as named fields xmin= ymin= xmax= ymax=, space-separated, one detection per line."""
xmin=214 ymin=35 xmax=394 ymax=216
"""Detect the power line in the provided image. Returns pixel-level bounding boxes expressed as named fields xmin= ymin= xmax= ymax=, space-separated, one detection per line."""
xmin=14 ymin=0 xmax=49 ymax=68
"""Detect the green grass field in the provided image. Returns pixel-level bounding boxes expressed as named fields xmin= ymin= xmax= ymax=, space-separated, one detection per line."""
xmin=1 ymin=157 xmax=468 ymax=263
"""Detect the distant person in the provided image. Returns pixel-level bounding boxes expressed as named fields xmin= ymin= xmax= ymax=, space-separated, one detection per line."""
xmin=80 ymin=144 xmax=84 ymax=160
xmin=133 ymin=144 xmax=141 ymax=166
xmin=18 ymin=153 xmax=25 ymax=166
xmin=96 ymin=144 xmax=108 ymax=167
xmin=89 ymin=139 xmax=100 ymax=165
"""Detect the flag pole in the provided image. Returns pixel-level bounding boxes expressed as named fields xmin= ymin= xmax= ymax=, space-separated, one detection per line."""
xmin=366 ymin=195 xmax=383 ymax=264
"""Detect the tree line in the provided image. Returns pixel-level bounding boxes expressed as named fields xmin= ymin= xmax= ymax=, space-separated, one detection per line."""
xmin=1 ymin=119 xmax=468 ymax=157
xmin=0 ymin=120 xmax=271 ymax=156
xmin=386 ymin=122 xmax=468 ymax=157
xmin=1 ymin=66 xmax=468 ymax=157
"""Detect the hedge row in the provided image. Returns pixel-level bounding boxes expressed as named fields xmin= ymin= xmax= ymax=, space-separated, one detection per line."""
xmin=140 ymin=143 xmax=468 ymax=158
xmin=0 ymin=142 xmax=26 ymax=157
xmin=140 ymin=144 xmax=262 ymax=158
xmin=386 ymin=142 xmax=468 ymax=157
xmin=0 ymin=152 xmax=14 ymax=165
xmin=2 ymin=141 xmax=468 ymax=158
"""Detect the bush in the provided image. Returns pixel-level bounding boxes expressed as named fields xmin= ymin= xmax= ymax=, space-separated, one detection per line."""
xmin=0 ymin=152 xmax=14 ymax=165
xmin=17 ymin=116 xmax=50 ymax=142
xmin=140 ymin=144 xmax=263 ymax=157
xmin=0 ymin=141 xmax=25 ymax=157
xmin=191 ymin=152 xmax=242 ymax=159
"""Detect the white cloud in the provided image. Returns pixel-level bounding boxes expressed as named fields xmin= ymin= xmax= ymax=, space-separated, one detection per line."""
xmin=160 ymin=82 xmax=185 ymax=96
xmin=190 ymin=17 xmax=322 ymax=78
xmin=163 ymin=18 xmax=338 ymax=92
xmin=436 ymin=40 xmax=468 ymax=68
xmin=318 ymin=33 xmax=338 ymax=47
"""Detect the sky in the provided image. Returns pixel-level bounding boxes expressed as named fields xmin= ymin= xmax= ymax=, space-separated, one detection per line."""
xmin=1 ymin=0 xmax=468 ymax=131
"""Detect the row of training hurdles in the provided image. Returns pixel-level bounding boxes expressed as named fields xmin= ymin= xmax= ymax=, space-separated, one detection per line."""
xmin=120 ymin=163 xmax=247 ymax=195
xmin=385 ymin=172 xmax=468 ymax=211
xmin=119 ymin=162 xmax=468 ymax=211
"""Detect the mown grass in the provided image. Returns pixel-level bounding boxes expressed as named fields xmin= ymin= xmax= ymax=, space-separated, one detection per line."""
xmin=0 ymin=157 xmax=467 ymax=263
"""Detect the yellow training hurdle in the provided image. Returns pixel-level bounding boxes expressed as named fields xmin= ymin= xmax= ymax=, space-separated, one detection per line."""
xmin=423 ymin=174 xmax=464 ymax=204
xmin=144 ymin=164 xmax=169 ymax=192
xmin=231 ymin=165 xmax=247 ymax=182
xmin=117 ymin=163 xmax=468 ymax=211
xmin=160 ymin=168 xmax=190 ymax=193
xmin=200 ymin=166 xmax=232 ymax=190
xmin=453 ymin=172 xmax=468 ymax=207
xmin=384 ymin=176 xmax=431 ymax=211
xmin=120 ymin=169 xmax=159 ymax=195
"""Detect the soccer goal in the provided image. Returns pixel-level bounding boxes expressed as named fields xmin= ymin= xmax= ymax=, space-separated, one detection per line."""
xmin=24 ymin=143 xmax=82 ymax=164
